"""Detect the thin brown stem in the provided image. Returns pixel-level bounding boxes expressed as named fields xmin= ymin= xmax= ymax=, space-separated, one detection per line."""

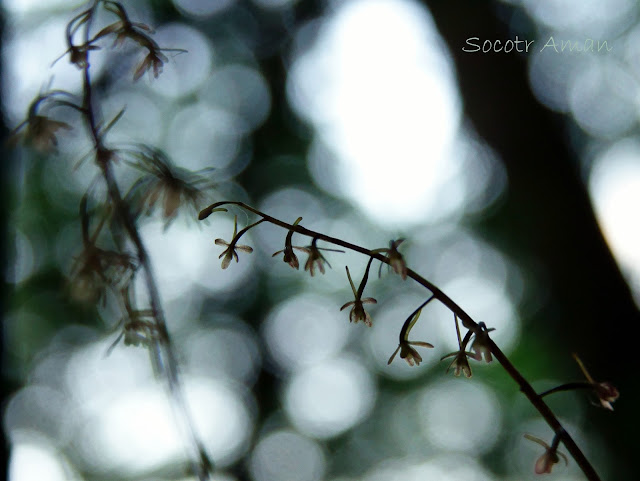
xmin=200 ymin=200 xmax=603 ymax=481
xmin=539 ymin=382 xmax=595 ymax=398
xmin=78 ymin=4 xmax=211 ymax=479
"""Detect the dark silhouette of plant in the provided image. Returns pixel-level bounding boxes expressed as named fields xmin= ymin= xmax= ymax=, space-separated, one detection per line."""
xmin=11 ymin=1 xmax=212 ymax=479
xmin=9 ymin=2 xmax=618 ymax=481
xmin=199 ymin=200 xmax=617 ymax=481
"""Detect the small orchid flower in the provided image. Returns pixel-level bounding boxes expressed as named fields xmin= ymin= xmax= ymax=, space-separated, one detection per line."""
xmin=297 ymin=238 xmax=344 ymax=277
xmin=303 ymin=244 xmax=326 ymax=276
xmin=388 ymin=297 xmax=436 ymax=366
xmin=573 ymin=353 xmax=619 ymax=411
xmin=272 ymin=217 xmax=303 ymax=269
xmin=215 ymin=216 xmax=263 ymax=269
xmin=440 ymin=313 xmax=474 ymax=378
xmin=340 ymin=262 xmax=377 ymax=327
xmin=374 ymin=239 xmax=408 ymax=280
xmin=524 ymin=433 xmax=568 ymax=474
xmin=388 ymin=340 xmax=435 ymax=367
xmin=538 ymin=354 xmax=619 ymax=411
xmin=470 ymin=322 xmax=496 ymax=363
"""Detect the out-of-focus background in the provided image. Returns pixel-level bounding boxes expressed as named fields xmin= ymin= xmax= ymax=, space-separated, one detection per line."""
xmin=2 ymin=0 xmax=639 ymax=480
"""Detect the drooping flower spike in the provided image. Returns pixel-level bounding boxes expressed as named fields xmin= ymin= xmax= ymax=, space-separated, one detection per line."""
xmin=524 ymin=433 xmax=568 ymax=474
xmin=340 ymin=259 xmax=377 ymax=327
xmin=388 ymin=296 xmax=436 ymax=366
xmin=215 ymin=216 xmax=264 ymax=269
xmin=440 ymin=313 xmax=474 ymax=378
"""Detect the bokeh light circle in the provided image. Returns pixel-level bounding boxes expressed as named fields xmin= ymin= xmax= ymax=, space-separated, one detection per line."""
xmin=284 ymin=355 xmax=376 ymax=439
xmin=173 ymin=0 xmax=236 ymax=18
xmin=249 ymin=430 xmax=326 ymax=481
xmin=419 ymin=380 xmax=501 ymax=453
xmin=263 ymin=294 xmax=350 ymax=371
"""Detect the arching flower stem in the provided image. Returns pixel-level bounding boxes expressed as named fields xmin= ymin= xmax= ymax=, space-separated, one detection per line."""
xmin=199 ymin=200 xmax=604 ymax=481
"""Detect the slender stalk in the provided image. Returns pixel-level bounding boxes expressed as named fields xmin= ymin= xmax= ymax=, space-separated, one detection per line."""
xmin=539 ymin=382 xmax=595 ymax=398
xmin=78 ymin=3 xmax=211 ymax=479
xmin=201 ymin=200 xmax=603 ymax=481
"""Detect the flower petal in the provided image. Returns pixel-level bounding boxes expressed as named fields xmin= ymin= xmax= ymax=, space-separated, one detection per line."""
xmin=221 ymin=253 xmax=232 ymax=269
xmin=340 ymin=301 xmax=355 ymax=311
xmin=387 ymin=345 xmax=401 ymax=365
xmin=409 ymin=341 xmax=434 ymax=349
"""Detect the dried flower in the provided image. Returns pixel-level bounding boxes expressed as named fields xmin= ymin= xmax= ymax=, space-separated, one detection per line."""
xmin=94 ymin=5 xmax=154 ymax=48
xmin=71 ymin=246 xmax=135 ymax=300
xmin=94 ymin=2 xmax=185 ymax=81
xmin=23 ymin=115 xmax=72 ymax=152
xmin=123 ymin=317 xmax=157 ymax=347
xmin=51 ymin=8 xmax=97 ymax=69
xmin=69 ymin=195 xmax=137 ymax=305
xmin=573 ymin=353 xmax=619 ymax=411
xmin=388 ymin=299 xmax=435 ymax=366
xmin=524 ymin=433 xmax=568 ymax=474
xmin=440 ymin=314 xmax=474 ymax=378
xmin=106 ymin=288 xmax=159 ymax=355
xmin=8 ymin=92 xmax=80 ymax=153
xmin=123 ymin=145 xmax=211 ymax=226
xmin=134 ymin=50 xmax=168 ymax=81
xmin=68 ymin=44 xmax=100 ymax=69
xmin=340 ymin=264 xmax=377 ymax=326
xmin=215 ymin=216 xmax=255 ymax=269
xmin=470 ymin=322 xmax=496 ymax=363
